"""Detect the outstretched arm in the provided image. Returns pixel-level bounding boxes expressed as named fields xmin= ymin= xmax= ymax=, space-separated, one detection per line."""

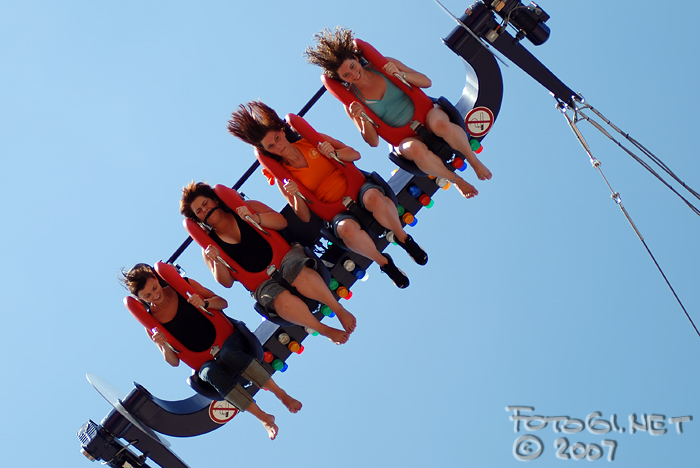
xmin=277 ymin=178 xmax=312 ymax=223
xmin=239 ymin=200 xmax=288 ymax=230
xmin=203 ymin=245 xmax=235 ymax=288
xmin=346 ymin=102 xmax=380 ymax=147
xmin=317 ymin=133 xmax=361 ymax=161
xmin=383 ymin=57 xmax=432 ymax=88
xmin=148 ymin=328 xmax=180 ymax=367
xmin=186 ymin=277 xmax=228 ymax=310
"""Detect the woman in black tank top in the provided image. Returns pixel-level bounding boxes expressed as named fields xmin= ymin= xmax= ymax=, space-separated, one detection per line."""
xmin=122 ymin=263 xmax=302 ymax=440
xmin=180 ymin=182 xmax=357 ymax=345
xmin=208 ymin=210 xmax=273 ymax=273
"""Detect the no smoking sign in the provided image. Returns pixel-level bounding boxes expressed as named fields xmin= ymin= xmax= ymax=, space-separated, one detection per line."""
xmin=465 ymin=107 xmax=495 ymax=138
xmin=209 ymin=400 xmax=239 ymax=424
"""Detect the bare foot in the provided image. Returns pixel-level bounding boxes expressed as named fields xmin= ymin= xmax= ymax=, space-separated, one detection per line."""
xmin=279 ymin=392 xmax=302 ymax=413
xmin=335 ymin=308 xmax=357 ymax=333
xmin=471 ymin=160 xmax=492 ymax=180
xmin=260 ymin=414 xmax=278 ymax=440
xmin=454 ymin=177 xmax=479 ymax=199
xmin=323 ymin=327 xmax=350 ymax=344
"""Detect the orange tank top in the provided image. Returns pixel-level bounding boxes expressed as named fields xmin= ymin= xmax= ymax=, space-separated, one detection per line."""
xmin=285 ymin=139 xmax=348 ymax=203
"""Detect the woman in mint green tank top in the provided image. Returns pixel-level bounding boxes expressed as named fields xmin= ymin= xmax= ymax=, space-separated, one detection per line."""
xmin=306 ymin=27 xmax=492 ymax=200
xmin=351 ymin=66 xmax=415 ymax=128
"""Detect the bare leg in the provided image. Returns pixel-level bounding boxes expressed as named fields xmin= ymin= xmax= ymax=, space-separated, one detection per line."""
xmin=291 ymin=267 xmax=357 ymax=334
xmin=362 ymin=188 xmax=427 ymax=265
xmin=264 ymin=377 xmax=302 ymax=413
xmin=399 ymin=138 xmax=478 ymax=199
xmin=361 ymin=188 xmax=409 ymax=243
xmin=245 ymin=402 xmax=278 ymax=440
xmin=336 ymin=218 xmax=387 ymax=266
xmin=425 ymin=107 xmax=492 ymax=180
xmin=273 ymin=290 xmax=350 ymax=343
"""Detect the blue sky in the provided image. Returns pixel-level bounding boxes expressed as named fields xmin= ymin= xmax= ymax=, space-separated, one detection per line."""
xmin=2 ymin=1 xmax=698 ymax=467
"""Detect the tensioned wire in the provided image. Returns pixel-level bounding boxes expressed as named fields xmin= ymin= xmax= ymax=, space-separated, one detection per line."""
xmin=562 ymin=100 xmax=699 ymax=339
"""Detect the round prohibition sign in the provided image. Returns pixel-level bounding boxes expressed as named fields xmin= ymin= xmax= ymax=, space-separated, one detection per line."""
xmin=465 ymin=106 xmax=495 ymax=137
xmin=209 ymin=400 xmax=239 ymax=424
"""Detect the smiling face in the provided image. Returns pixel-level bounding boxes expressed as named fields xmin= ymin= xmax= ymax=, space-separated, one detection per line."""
xmin=190 ymin=195 xmax=220 ymax=223
xmin=260 ymin=128 xmax=291 ymax=158
xmin=337 ymin=57 xmax=363 ymax=83
xmin=136 ymin=276 xmax=164 ymax=305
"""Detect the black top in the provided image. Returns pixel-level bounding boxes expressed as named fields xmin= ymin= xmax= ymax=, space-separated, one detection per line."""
xmin=209 ymin=212 xmax=272 ymax=273
xmin=161 ymin=290 xmax=216 ymax=353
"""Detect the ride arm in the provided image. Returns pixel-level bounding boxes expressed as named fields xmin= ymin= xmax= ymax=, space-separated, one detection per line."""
xmin=245 ymin=200 xmax=288 ymax=230
xmin=187 ymin=277 xmax=228 ymax=310
xmin=148 ymin=328 xmax=180 ymax=367
xmin=317 ymin=132 xmax=361 ymax=162
xmin=383 ymin=56 xmax=432 ymax=88
xmin=202 ymin=246 xmax=235 ymax=288
xmin=276 ymin=178 xmax=312 ymax=222
xmin=346 ymin=102 xmax=380 ymax=147
xmin=442 ymin=3 xmax=578 ymax=107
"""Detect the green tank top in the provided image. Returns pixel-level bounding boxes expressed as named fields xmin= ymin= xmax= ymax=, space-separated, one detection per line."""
xmin=352 ymin=68 xmax=415 ymax=127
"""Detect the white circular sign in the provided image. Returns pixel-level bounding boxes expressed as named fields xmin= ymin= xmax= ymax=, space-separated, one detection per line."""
xmin=465 ymin=107 xmax=495 ymax=137
xmin=209 ymin=400 xmax=239 ymax=424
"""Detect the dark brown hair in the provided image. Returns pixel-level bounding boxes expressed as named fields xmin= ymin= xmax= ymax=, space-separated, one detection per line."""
xmin=228 ymin=101 xmax=286 ymax=159
xmin=304 ymin=27 xmax=357 ymax=81
xmin=179 ymin=181 xmax=220 ymax=220
xmin=120 ymin=263 xmax=156 ymax=296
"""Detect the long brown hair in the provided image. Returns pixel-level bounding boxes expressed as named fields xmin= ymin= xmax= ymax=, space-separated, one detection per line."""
xmin=228 ymin=101 xmax=286 ymax=160
xmin=304 ymin=27 xmax=357 ymax=81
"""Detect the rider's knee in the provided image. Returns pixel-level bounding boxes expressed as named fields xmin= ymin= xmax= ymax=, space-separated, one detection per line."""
xmin=335 ymin=218 xmax=361 ymax=240
xmin=428 ymin=113 xmax=452 ymax=136
xmin=361 ymin=187 xmax=385 ymax=209
xmin=272 ymin=290 xmax=294 ymax=315
xmin=401 ymin=141 xmax=427 ymax=163
xmin=294 ymin=265 xmax=315 ymax=283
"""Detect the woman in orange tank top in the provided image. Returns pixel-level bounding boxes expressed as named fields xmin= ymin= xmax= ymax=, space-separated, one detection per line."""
xmin=228 ymin=101 xmax=428 ymax=289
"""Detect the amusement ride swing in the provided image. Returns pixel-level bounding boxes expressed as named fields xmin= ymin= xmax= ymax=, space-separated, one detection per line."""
xmin=77 ymin=2 xmax=699 ymax=467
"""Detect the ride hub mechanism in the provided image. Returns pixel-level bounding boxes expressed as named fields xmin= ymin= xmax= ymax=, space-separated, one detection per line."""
xmin=484 ymin=0 xmax=550 ymax=45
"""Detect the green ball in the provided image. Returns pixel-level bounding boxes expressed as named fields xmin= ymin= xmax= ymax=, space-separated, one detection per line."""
xmin=329 ymin=278 xmax=339 ymax=290
xmin=272 ymin=359 xmax=284 ymax=371
xmin=397 ymin=204 xmax=405 ymax=216
xmin=470 ymin=138 xmax=480 ymax=151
